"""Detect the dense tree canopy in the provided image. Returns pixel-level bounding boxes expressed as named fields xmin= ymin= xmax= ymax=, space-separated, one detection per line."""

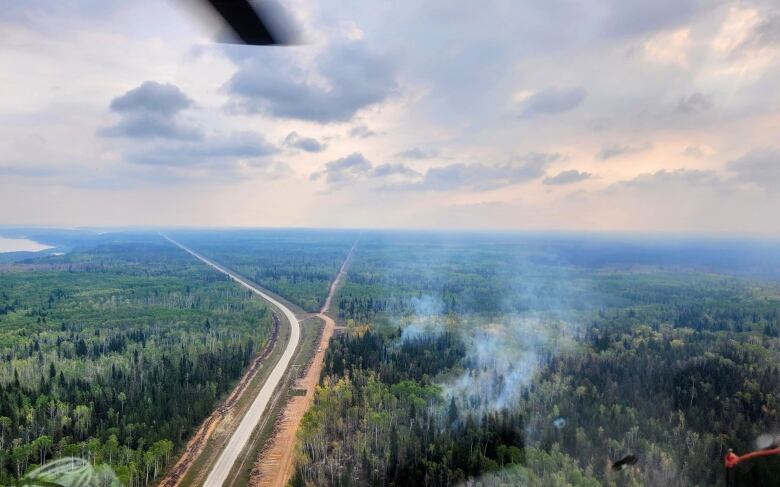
xmin=3 ymin=230 xmax=779 ymax=487
xmin=0 ymin=241 xmax=273 ymax=486
xmin=294 ymin=234 xmax=780 ymax=486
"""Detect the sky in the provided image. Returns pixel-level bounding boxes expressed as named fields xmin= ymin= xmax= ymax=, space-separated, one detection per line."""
xmin=1 ymin=0 xmax=779 ymax=235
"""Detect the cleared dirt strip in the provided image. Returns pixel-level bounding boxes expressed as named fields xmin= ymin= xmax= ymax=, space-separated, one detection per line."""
xmin=250 ymin=244 xmax=355 ymax=487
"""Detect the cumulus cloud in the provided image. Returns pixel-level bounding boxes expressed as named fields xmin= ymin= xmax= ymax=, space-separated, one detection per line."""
xmin=310 ymin=153 xmax=372 ymax=184
xmin=609 ymin=168 xmax=722 ymax=191
xmin=734 ymin=10 xmax=780 ymax=53
xmin=543 ymin=169 xmax=592 ymax=185
xmin=372 ymin=163 xmax=421 ymax=178
xmin=5 ymin=0 xmax=780 ymax=232
xmin=596 ymin=143 xmax=651 ymax=160
xmin=97 ymin=82 xmax=285 ymax=181
xmin=127 ymin=132 xmax=278 ymax=167
xmin=517 ymin=87 xmax=587 ymax=118
xmin=282 ymin=132 xmax=326 ymax=152
xmin=388 ymin=152 xmax=555 ymax=191
xmin=349 ymin=125 xmax=378 ymax=138
xmin=310 ymin=153 xmax=419 ymax=185
xmin=100 ymin=82 xmax=284 ymax=181
xmin=676 ymin=92 xmax=712 ymax=114
xmin=726 ymin=149 xmax=780 ymax=190
xmin=602 ymin=0 xmax=714 ymax=38
xmin=396 ymin=148 xmax=437 ymax=159
xmin=109 ymin=82 xmax=192 ymax=115
xmin=100 ymin=81 xmax=201 ymax=140
xmin=225 ymin=41 xmax=397 ymax=123
xmin=606 ymin=154 xmax=780 ymax=195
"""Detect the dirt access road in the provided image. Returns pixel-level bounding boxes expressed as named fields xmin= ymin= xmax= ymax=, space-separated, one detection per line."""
xmin=161 ymin=236 xmax=301 ymax=487
xmin=250 ymin=244 xmax=355 ymax=487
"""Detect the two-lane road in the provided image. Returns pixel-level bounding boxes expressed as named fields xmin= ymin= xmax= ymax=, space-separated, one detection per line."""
xmin=163 ymin=236 xmax=301 ymax=487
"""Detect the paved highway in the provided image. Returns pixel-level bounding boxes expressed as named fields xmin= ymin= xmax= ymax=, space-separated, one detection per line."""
xmin=163 ymin=235 xmax=301 ymax=487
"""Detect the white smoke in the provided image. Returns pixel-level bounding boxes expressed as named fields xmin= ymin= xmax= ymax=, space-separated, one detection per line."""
xmin=409 ymin=294 xmax=445 ymax=317
xmin=439 ymin=316 xmax=578 ymax=414
xmin=755 ymin=433 xmax=780 ymax=450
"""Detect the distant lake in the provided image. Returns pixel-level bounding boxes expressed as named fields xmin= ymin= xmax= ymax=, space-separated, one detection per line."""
xmin=0 ymin=236 xmax=54 ymax=253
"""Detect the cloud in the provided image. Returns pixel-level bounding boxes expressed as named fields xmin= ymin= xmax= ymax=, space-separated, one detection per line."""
xmin=517 ymin=87 xmax=587 ymax=117
xmin=676 ymin=92 xmax=712 ymax=114
xmin=5 ymin=0 xmax=780 ymax=232
xmin=596 ymin=143 xmax=651 ymax=160
xmin=609 ymin=168 xmax=722 ymax=191
xmin=127 ymin=132 xmax=278 ymax=167
xmin=0 ymin=164 xmax=60 ymax=178
xmin=372 ymin=163 xmax=421 ymax=178
xmin=100 ymin=116 xmax=201 ymax=141
xmin=282 ymin=132 xmax=325 ymax=153
xmin=607 ymin=154 xmax=780 ymax=198
xmin=726 ymin=149 xmax=780 ymax=190
xmin=100 ymin=82 xmax=283 ymax=181
xmin=388 ymin=153 xmax=554 ymax=191
xmin=515 ymin=152 xmax=563 ymax=165
xmin=682 ymin=145 xmax=712 ymax=158
xmin=310 ymin=153 xmax=419 ymax=185
xmin=396 ymin=148 xmax=437 ymax=159
xmin=100 ymin=81 xmax=201 ymax=140
xmin=310 ymin=153 xmax=372 ymax=184
xmin=734 ymin=10 xmax=780 ymax=53
xmin=109 ymin=81 xmax=193 ymax=115
xmin=225 ymin=41 xmax=397 ymax=123
xmin=543 ymin=169 xmax=592 ymax=185
xmin=349 ymin=125 xmax=378 ymax=138
xmin=602 ymin=0 xmax=716 ymax=38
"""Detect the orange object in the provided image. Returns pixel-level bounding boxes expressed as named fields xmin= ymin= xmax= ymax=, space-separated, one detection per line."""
xmin=724 ymin=447 xmax=780 ymax=468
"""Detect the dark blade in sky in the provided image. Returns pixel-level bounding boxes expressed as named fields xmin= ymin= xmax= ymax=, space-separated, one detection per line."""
xmin=204 ymin=0 xmax=295 ymax=45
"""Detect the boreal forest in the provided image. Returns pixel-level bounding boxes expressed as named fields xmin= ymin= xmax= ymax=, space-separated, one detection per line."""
xmin=1 ymin=229 xmax=779 ymax=487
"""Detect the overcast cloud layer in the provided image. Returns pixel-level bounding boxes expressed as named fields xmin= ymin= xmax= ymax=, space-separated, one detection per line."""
xmin=1 ymin=0 xmax=779 ymax=234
